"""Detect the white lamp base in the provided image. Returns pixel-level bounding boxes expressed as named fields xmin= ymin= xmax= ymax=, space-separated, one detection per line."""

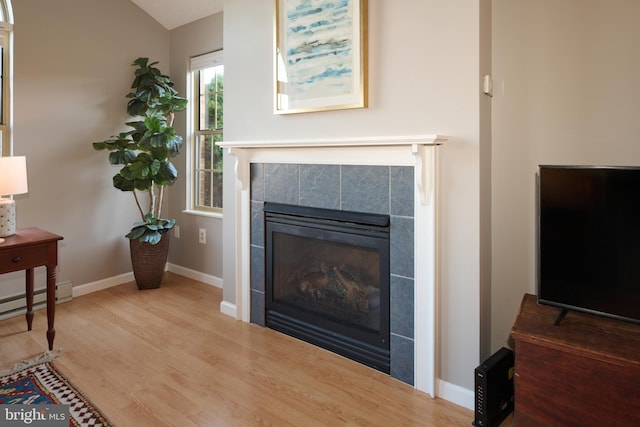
xmin=0 ymin=198 xmax=17 ymax=238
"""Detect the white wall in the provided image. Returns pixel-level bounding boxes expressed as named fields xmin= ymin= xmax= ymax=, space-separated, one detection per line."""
xmin=6 ymin=0 xmax=168 ymax=291
xmin=7 ymin=2 xmax=224 ymax=297
xmin=223 ymin=0 xmax=487 ymax=392
xmin=168 ymin=14 xmax=224 ymax=280
xmin=479 ymin=0 xmax=493 ymax=360
xmin=491 ymin=0 xmax=640 ymax=350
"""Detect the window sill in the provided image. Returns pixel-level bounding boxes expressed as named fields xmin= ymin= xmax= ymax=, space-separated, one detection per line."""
xmin=182 ymin=209 xmax=223 ymax=220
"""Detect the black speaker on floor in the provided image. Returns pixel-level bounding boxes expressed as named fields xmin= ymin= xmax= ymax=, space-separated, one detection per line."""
xmin=473 ymin=347 xmax=514 ymax=427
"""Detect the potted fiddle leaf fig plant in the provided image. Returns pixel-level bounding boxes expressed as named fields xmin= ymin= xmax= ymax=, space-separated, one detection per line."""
xmin=93 ymin=57 xmax=188 ymax=289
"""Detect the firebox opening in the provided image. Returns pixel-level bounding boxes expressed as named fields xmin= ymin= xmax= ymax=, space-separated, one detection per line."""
xmin=264 ymin=202 xmax=391 ymax=373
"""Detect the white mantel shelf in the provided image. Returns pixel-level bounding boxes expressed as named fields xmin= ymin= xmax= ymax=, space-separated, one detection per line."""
xmin=219 ymin=134 xmax=447 ymax=205
xmin=220 ymin=133 xmax=446 ymax=398
xmin=218 ymin=134 xmax=447 ymax=149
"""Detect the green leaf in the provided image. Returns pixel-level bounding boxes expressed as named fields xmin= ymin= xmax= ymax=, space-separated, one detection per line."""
xmin=149 ymin=159 xmax=161 ymax=176
xmin=134 ymin=178 xmax=153 ymax=191
xmin=143 ymin=212 xmax=157 ymax=222
xmin=107 ymin=150 xmax=136 ymax=165
xmin=125 ymin=226 xmax=146 ymax=240
xmin=149 ymin=132 xmax=167 ymax=148
xmin=127 ymin=98 xmax=148 ymax=116
xmin=141 ymin=232 xmax=162 ymax=245
xmin=126 ymin=162 xmax=150 ymax=180
xmin=132 ymin=57 xmax=149 ymax=69
xmin=145 ymin=115 xmax=163 ymax=132
xmin=150 ymin=145 xmax=170 ymax=161
xmin=113 ymin=173 xmax=135 ymax=191
xmin=154 ymin=161 xmax=178 ymax=185
xmin=166 ymin=135 xmax=183 ymax=155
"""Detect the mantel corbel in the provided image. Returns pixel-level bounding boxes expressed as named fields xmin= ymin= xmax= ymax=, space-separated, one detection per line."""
xmin=227 ymin=147 xmax=250 ymax=191
xmin=412 ymin=143 xmax=437 ymax=206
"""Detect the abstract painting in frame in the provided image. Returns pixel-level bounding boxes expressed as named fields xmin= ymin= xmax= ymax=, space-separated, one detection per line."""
xmin=274 ymin=0 xmax=368 ymax=114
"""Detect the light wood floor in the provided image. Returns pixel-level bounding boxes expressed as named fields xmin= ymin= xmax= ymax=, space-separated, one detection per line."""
xmin=0 ymin=272 xmax=474 ymax=426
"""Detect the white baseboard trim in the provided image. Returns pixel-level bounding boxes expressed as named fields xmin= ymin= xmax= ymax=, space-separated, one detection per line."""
xmin=73 ymin=264 xmax=222 ymax=298
xmin=73 ymin=272 xmax=135 ymax=298
xmin=437 ymin=378 xmax=474 ymax=410
xmin=166 ymin=263 xmax=222 ymax=288
xmin=219 ymin=300 xmax=237 ymax=318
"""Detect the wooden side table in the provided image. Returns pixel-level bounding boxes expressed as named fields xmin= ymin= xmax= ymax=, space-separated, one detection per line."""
xmin=0 ymin=227 xmax=63 ymax=350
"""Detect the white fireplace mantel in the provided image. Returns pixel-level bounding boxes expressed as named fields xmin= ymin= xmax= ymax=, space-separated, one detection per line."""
xmin=218 ymin=134 xmax=447 ymax=398
xmin=220 ymin=134 xmax=446 ymax=205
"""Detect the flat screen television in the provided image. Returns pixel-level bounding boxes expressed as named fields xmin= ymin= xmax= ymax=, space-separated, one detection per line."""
xmin=537 ymin=165 xmax=640 ymax=325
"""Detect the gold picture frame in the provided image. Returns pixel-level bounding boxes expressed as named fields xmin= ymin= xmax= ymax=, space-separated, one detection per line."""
xmin=274 ymin=0 xmax=368 ymax=114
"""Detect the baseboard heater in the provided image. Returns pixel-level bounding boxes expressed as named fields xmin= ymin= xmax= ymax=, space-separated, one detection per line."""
xmin=0 ymin=281 xmax=73 ymax=321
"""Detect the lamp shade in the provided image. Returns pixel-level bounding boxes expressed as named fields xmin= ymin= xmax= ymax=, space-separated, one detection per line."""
xmin=0 ymin=156 xmax=28 ymax=196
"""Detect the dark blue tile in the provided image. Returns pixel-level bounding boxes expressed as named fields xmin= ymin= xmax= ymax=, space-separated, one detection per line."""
xmin=250 ymin=201 xmax=264 ymax=247
xmin=264 ymin=163 xmax=300 ymax=204
xmin=391 ymin=166 xmax=414 ymax=217
xmin=250 ymin=245 xmax=264 ymax=292
xmin=300 ymin=164 xmax=340 ymax=209
xmin=341 ymin=165 xmax=389 ymax=214
xmin=250 ymin=290 xmax=265 ymax=326
xmin=390 ymin=334 xmax=414 ymax=386
xmin=250 ymin=163 xmax=265 ymax=202
xmin=390 ymin=216 xmax=414 ymax=278
xmin=391 ymin=275 xmax=414 ymax=339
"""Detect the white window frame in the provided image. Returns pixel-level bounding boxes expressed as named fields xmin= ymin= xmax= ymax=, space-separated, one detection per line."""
xmin=184 ymin=50 xmax=224 ymax=218
xmin=0 ymin=0 xmax=13 ymax=157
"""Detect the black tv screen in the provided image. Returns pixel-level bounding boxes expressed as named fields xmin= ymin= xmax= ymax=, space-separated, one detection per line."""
xmin=537 ymin=165 xmax=640 ymax=324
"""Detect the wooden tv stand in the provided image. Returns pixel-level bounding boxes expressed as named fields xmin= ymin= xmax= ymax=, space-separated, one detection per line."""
xmin=511 ymin=294 xmax=640 ymax=426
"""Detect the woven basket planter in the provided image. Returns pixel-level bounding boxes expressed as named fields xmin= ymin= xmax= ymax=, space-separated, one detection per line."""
xmin=129 ymin=232 xmax=170 ymax=290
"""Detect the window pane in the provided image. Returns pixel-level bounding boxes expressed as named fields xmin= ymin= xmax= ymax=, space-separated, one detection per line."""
xmin=198 ymin=70 xmax=209 ymax=130
xmin=196 ymin=170 xmax=211 ymax=207
xmin=215 ymin=92 xmax=223 ymax=129
xmin=196 ymin=134 xmax=223 ymax=169
xmin=195 ymin=135 xmax=209 ymax=169
xmin=212 ymin=170 xmax=223 ymax=208
xmin=213 ymin=134 xmax=223 ymax=171
xmin=199 ymin=65 xmax=223 ymax=131
xmin=195 ymin=169 xmax=223 ymax=209
xmin=194 ymin=133 xmax=223 ymax=210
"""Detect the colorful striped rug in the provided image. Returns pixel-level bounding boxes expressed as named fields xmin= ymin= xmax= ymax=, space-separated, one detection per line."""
xmin=0 ymin=353 xmax=111 ymax=426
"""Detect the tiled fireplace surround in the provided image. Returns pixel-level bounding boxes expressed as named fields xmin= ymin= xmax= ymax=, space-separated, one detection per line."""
xmin=251 ymin=162 xmax=419 ymax=384
xmin=220 ymin=135 xmax=444 ymax=397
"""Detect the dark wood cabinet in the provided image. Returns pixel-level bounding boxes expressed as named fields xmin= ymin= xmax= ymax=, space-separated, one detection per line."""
xmin=511 ymin=294 xmax=640 ymax=426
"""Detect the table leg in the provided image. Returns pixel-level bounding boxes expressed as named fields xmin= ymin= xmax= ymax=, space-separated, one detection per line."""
xmin=46 ymin=265 xmax=56 ymax=351
xmin=25 ymin=268 xmax=34 ymax=330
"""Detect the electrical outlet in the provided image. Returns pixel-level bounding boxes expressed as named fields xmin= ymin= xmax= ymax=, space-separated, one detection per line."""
xmin=199 ymin=228 xmax=206 ymax=244
xmin=174 ymin=225 xmax=180 ymax=239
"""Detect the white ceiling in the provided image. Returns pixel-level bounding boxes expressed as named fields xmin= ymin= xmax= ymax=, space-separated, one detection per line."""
xmin=130 ymin=0 xmax=224 ymax=30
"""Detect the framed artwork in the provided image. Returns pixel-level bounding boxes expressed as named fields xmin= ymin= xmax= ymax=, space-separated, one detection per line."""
xmin=274 ymin=0 xmax=368 ymax=114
